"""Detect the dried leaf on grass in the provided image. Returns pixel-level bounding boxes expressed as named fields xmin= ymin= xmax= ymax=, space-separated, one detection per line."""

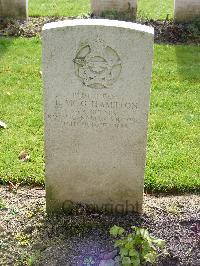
xmin=0 ymin=120 xmax=7 ymax=129
xmin=18 ymin=151 xmax=30 ymax=162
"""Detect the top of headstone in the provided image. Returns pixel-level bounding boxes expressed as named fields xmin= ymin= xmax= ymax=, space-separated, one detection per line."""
xmin=42 ymin=19 xmax=154 ymax=35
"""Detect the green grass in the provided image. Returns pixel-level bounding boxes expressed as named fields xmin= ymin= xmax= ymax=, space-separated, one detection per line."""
xmin=138 ymin=0 xmax=174 ymax=20
xmin=0 ymin=38 xmax=199 ymax=192
xmin=0 ymin=38 xmax=43 ymax=185
xmin=29 ymin=0 xmax=173 ymax=20
xmin=147 ymin=45 xmax=200 ymax=192
xmin=29 ymin=0 xmax=90 ymax=17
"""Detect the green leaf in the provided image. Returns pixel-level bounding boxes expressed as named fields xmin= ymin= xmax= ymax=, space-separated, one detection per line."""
xmin=114 ymin=239 xmax=125 ymax=248
xmin=129 ymin=249 xmax=139 ymax=258
xmin=127 ymin=233 xmax=133 ymax=242
xmin=110 ymin=225 xmax=125 ymax=237
xmin=133 ymin=234 xmax=143 ymax=246
xmin=143 ymin=251 xmax=157 ymax=263
xmin=125 ymin=241 xmax=133 ymax=250
xmin=142 ymin=241 xmax=152 ymax=255
xmin=120 ymin=247 xmax=129 ymax=257
xmin=131 ymin=256 xmax=141 ymax=266
xmin=136 ymin=228 xmax=151 ymax=243
xmin=152 ymin=238 xmax=166 ymax=249
xmin=122 ymin=257 xmax=131 ymax=266
xmin=112 ymin=226 xmax=166 ymax=266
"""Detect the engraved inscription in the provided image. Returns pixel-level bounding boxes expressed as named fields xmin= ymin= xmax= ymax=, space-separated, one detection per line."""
xmin=48 ymin=91 xmax=138 ymax=129
xmin=74 ymin=42 xmax=122 ymax=89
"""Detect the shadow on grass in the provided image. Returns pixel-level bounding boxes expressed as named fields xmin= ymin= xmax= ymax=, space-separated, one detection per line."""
xmin=175 ymin=44 xmax=200 ymax=81
xmin=0 ymin=37 xmax=14 ymax=58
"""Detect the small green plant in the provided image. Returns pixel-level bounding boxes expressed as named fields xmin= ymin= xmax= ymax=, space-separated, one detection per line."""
xmin=166 ymin=204 xmax=181 ymax=215
xmin=15 ymin=233 xmax=29 ymax=246
xmin=110 ymin=225 xmax=166 ymax=265
xmin=0 ymin=198 xmax=6 ymax=209
xmin=16 ymin=251 xmax=39 ymax=266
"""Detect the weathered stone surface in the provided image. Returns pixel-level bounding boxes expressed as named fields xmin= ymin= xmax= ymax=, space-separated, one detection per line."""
xmin=99 ymin=259 xmax=115 ymax=266
xmin=42 ymin=19 xmax=154 ymax=214
xmin=0 ymin=0 xmax=28 ymax=19
xmin=174 ymin=0 xmax=200 ymax=22
xmin=91 ymin=0 xmax=137 ymax=20
xmin=99 ymin=250 xmax=118 ymax=260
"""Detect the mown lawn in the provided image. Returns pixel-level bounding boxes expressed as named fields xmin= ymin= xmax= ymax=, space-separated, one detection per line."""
xmin=29 ymin=0 xmax=90 ymax=17
xmin=0 ymin=38 xmax=43 ymax=185
xmin=0 ymin=38 xmax=200 ymax=192
xmin=29 ymin=0 xmax=174 ymax=20
xmin=0 ymin=38 xmax=199 ymax=192
xmin=137 ymin=0 xmax=174 ymax=20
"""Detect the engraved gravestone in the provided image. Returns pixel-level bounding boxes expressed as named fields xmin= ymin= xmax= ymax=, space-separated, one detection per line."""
xmin=0 ymin=0 xmax=28 ymax=19
xmin=91 ymin=0 xmax=137 ymax=20
xmin=74 ymin=43 xmax=122 ymax=89
xmin=42 ymin=19 xmax=154 ymax=214
xmin=174 ymin=0 xmax=200 ymax=22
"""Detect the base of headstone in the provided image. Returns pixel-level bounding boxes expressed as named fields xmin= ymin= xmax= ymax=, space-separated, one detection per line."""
xmin=0 ymin=0 xmax=28 ymax=19
xmin=98 ymin=9 xmax=137 ymax=22
xmin=91 ymin=0 xmax=137 ymax=21
xmin=174 ymin=0 xmax=200 ymax=22
xmin=46 ymin=187 xmax=142 ymax=215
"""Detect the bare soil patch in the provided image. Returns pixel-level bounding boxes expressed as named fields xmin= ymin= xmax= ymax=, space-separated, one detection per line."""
xmin=0 ymin=16 xmax=199 ymax=44
xmin=0 ymin=185 xmax=199 ymax=265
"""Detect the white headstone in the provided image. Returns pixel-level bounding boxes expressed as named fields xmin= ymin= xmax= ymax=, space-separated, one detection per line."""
xmin=91 ymin=0 xmax=137 ymax=20
xmin=42 ymin=19 xmax=154 ymax=214
xmin=0 ymin=0 xmax=28 ymax=19
xmin=174 ymin=0 xmax=200 ymax=22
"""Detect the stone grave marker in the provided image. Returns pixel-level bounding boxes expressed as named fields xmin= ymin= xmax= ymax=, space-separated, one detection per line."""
xmin=42 ymin=19 xmax=154 ymax=214
xmin=91 ymin=0 xmax=138 ymax=20
xmin=174 ymin=0 xmax=200 ymax=22
xmin=0 ymin=0 xmax=28 ymax=19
